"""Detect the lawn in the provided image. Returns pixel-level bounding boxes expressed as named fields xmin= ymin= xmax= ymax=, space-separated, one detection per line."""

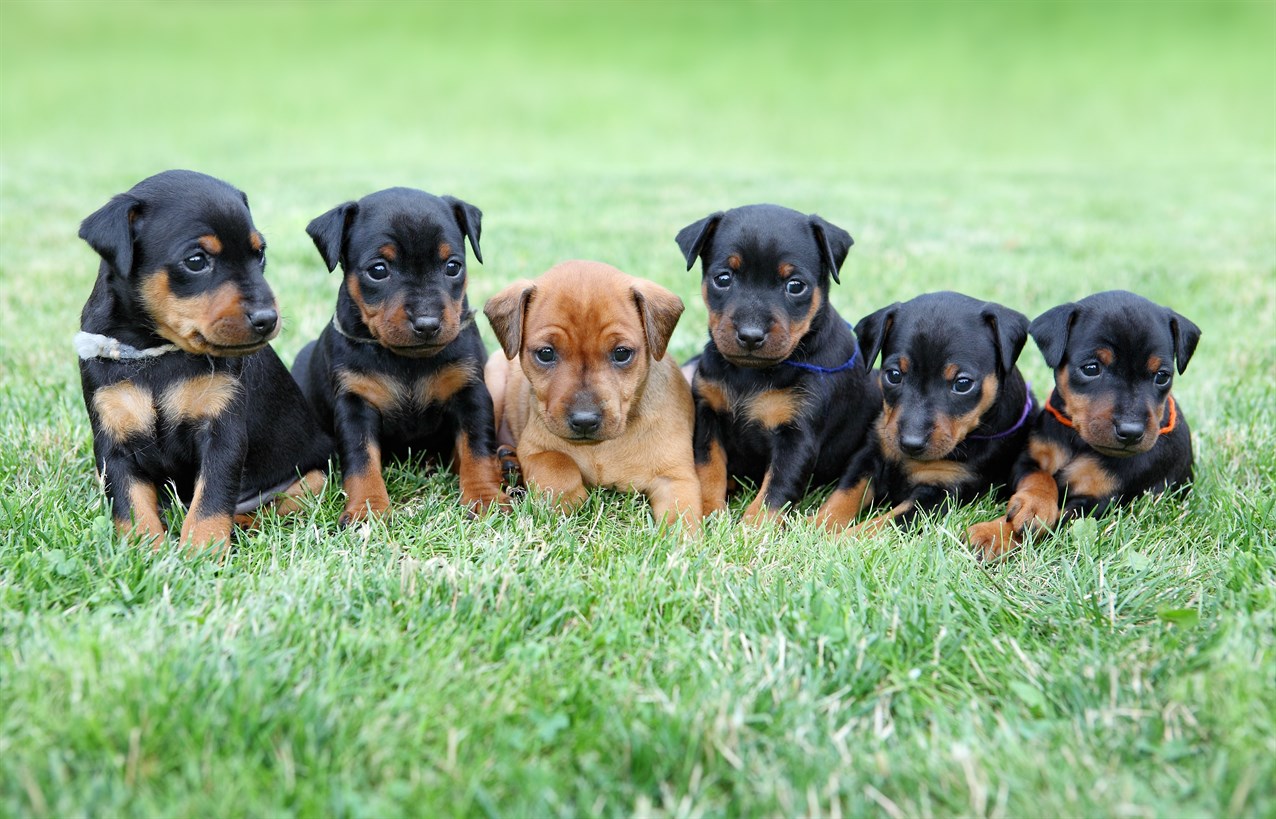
xmin=1 ymin=1 xmax=1274 ymax=816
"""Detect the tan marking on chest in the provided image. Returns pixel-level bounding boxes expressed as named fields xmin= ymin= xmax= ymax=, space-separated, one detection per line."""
xmin=337 ymin=369 xmax=406 ymax=412
xmin=93 ymin=382 xmax=156 ymax=441
xmin=695 ymin=378 xmax=731 ymax=414
xmin=161 ymin=373 xmax=239 ymax=422
xmin=744 ymin=388 xmax=802 ymax=428
xmin=1061 ymin=455 xmax=1119 ymax=499
xmin=415 ymin=362 xmax=476 ymax=406
xmin=905 ymin=459 xmax=973 ymax=487
xmin=1028 ymin=437 xmax=1070 ymax=475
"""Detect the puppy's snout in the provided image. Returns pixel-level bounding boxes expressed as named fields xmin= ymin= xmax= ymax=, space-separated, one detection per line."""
xmin=247 ymin=307 xmax=278 ymax=336
xmin=735 ymin=324 xmax=767 ymax=351
xmin=1114 ymin=421 xmax=1146 ymax=445
xmin=411 ymin=315 xmax=442 ymax=339
xmin=567 ymin=409 xmax=602 ymax=437
xmin=898 ymin=431 xmax=929 ymax=458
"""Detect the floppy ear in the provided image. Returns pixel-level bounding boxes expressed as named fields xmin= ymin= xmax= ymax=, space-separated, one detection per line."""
xmin=306 ymin=201 xmax=358 ymax=272
xmin=1167 ymin=309 xmax=1201 ymax=374
xmin=981 ymin=303 xmax=1030 ymax=375
xmin=443 ymin=195 xmax=483 ymax=264
xmin=631 ymin=281 xmax=685 ymax=361
xmin=483 ymin=279 xmax=536 ymax=360
xmin=854 ymin=303 xmax=898 ymax=369
xmin=1028 ymin=303 xmax=1079 ymax=369
xmin=809 ymin=214 xmax=853 ymax=285
xmin=79 ymin=193 xmax=142 ymax=277
xmin=675 ymin=212 xmax=723 ymax=271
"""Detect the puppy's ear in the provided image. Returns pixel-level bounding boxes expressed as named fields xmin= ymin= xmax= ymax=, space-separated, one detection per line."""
xmin=981 ymin=303 xmax=1030 ymax=375
xmin=484 ymin=279 xmax=536 ymax=360
xmin=1167 ymin=309 xmax=1201 ymax=374
xmin=675 ymin=212 xmax=723 ymax=271
xmin=443 ymin=195 xmax=483 ymax=264
xmin=79 ymin=193 xmax=143 ymax=277
xmin=631 ymin=281 xmax=685 ymax=361
xmin=306 ymin=202 xmax=358 ymax=272
xmin=854 ymin=303 xmax=898 ymax=369
xmin=1028 ymin=303 xmax=1079 ymax=369
xmin=810 ymin=215 xmax=853 ymax=285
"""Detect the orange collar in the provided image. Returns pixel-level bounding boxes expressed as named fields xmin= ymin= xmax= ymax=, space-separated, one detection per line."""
xmin=1044 ymin=391 xmax=1177 ymax=435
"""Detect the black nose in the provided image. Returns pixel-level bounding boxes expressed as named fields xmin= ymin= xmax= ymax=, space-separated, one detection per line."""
xmin=1114 ymin=422 xmax=1145 ymax=444
xmin=248 ymin=308 xmax=277 ymax=335
xmin=735 ymin=325 xmax=766 ymax=351
xmin=412 ymin=315 xmax=441 ymax=338
xmin=567 ymin=410 xmax=602 ymax=436
xmin=899 ymin=432 xmax=928 ymax=457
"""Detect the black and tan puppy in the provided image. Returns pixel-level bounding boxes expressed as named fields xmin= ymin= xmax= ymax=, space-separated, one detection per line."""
xmin=821 ymin=292 xmax=1036 ymax=532
xmin=76 ymin=170 xmax=333 ymax=551
xmin=676 ymin=204 xmax=880 ymax=525
xmin=968 ymin=290 xmax=1200 ymax=559
xmin=292 ymin=187 xmax=505 ymax=525
xmin=483 ymin=260 xmax=701 ymax=530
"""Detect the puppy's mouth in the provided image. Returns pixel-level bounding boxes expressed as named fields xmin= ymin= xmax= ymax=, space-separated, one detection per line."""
xmin=1088 ymin=440 xmax=1155 ymax=459
xmin=382 ymin=341 xmax=449 ymax=358
xmin=178 ymin=332 xmax=273 ymax=357
xmin=720 ymin=351 xmax=788 ymax=368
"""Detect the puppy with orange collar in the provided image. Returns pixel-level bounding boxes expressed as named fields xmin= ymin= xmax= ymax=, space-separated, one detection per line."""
xmin=482 ymin=261 xmax=701 ymax=530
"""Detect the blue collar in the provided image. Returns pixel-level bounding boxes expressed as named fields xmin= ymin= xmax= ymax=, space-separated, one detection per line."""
xmin=782 ymin=328 xmax=861 ymax=375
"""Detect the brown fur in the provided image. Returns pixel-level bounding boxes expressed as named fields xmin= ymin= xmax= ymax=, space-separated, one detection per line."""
xmin=415 ymin=362 xmax=478 ymax=407
xmin=342 ymin=441 xmax=390 ymax=524
xmin=698 ymin=438 xmax=729 ymax=515
xmin=743 ymin=388 xmax=803 ymax=429
xmin=815 ymin=478 xmax=874 ymax=530
xmin=337 ymin=369 xmax=404 ymax=413
xmin=93 ymin=382 xmax=155 ymax=442
xmin=118 ymin=479 xmax=165 ymax=543
xmin=710 ymin=286 xmax=824 ymax=365
xmin=197 ymin=235 xmax=223 ymax=254
xmin=1055 ymin=366 xmax=1162 ymax=455
xmin=140 ymin=272 xmax=275 ymax=354
xmin=484 ymin=260 xmax=701 ymax=530
xmin=160 ymin=373 xmax=239 ymax=422
xmin=179 ymin=478 xmax=233 ymax=553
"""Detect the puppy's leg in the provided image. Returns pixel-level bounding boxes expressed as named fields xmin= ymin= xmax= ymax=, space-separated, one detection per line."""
xmin=269 ymin=469 xmax=327 ymax=517
xmin=105 ymin=468 xmax=166 ymax=545
xmin=815 ymin=446 xmax=878 ymax=530
xmin=692 ymin=397 xmax=729 ymax=515
xmin=742 ymin=430 xmax=818 ymax=526
xmin=333 ymin=394 xmax=391 ymax=526
xmin=521 ymin=450 xmax=589 ymax=512
xmin=180 ymin=421 xmax=249 ymax=554
xmin=967 ymin=469 xmax=1059 ymax=561
xmin=644 ymin=472 xmax=703 ymax=533
xmin=444 ymin=378 xmax=509 ymax=513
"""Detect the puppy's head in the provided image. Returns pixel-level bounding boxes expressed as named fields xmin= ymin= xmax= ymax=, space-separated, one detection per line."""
xmin=79 ymin=170 xmax=279 ymax=355
xmin=1030 ymin=290 xmax=1200 ymax=456
xmin=676 ymin=204 xmax=852 ymax=367
xmin=857 ymin=292 xmax=1028 ymax=462
xmin=484 ymin=260 xmax=683 ymax=443
xmin=307 ymin=187 xmax=482 ymax=356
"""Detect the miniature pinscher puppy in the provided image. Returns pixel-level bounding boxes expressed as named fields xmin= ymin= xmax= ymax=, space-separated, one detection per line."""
xmin=968 ymin=290 xmax=1201 ymax=560
xmin=676 ymin=204 xmax=879 ymax=525
xmin=483 ymin=260 xmax=701 ymax=530
xmin=821 ymin=292 xmax=1036 ymax=532
xmin=76 ymin=170 xmax=333 ymax=551
xmin=292 ymin=187 xmax=506 ymax=525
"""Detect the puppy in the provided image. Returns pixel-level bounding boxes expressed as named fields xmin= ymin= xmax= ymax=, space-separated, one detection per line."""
xmin=292 ymin=187 xmax=506 ymax=525
xmin=676 ymin=204 xmax=879 ymax=525
xmin=968 ymin=290 xmax=1201 ymax=560
xmin=76 ymin=170 xmax=332 ymax=550
xmin=482 ymin=260 xmax=701 ymax=529
xmin=821 ymin=292 xmax=1036 ymax=532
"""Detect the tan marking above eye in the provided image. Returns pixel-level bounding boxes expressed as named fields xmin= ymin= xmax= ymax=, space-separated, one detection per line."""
xmin=1147 ymin=355 xmax=1163 ymax=373
xmin=94 ymin=382 xmax=156 ymax=442
xmin=727 ymin=254 xmax=742 ymax=271
xmin=249 ymin=231 xmax=264 ymax=252
xmin=943 ymin=363 xmax=959 ymax=381
xmin=337 ymin=370 xmax=405 ymax=412
xmin=438 ymin=242 xmax=453 ymax=261
xmin=415 ymin=362 xmax=476 ymax=406
xmin=897 ymin=356 xmax=911 ymax=374
xmin=161 ymin=373 xmax=239 ymax=422
xmin=197 ymin=235 xmax=223 ymax=255
xmin=379 ymin=243 xmax=397 ymax=262
xmin=744 ymin=389 xmax=801 ymax=429
xmin=1096 ymin=348 xmax=1115 ymax=366
xmin=778 ymin=262 xmax=796 ymax=277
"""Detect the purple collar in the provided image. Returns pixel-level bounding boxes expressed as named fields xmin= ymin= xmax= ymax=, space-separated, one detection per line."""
xmin=967 ymin=386 xmax=1035 ymax=441
xmin=783 ymin=328 xmax=861 ymax=375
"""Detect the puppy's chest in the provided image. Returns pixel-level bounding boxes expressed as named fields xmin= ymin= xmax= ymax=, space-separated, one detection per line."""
xmin=1027 ymin=437 xmax=1120 ymax=499
xmin=697 ymin=379 xmax=808 ymax=431
xmin=337 ymin=362 xmax=475 ymax=418
xmin=91 ymin=371 xmax=241 ymax=443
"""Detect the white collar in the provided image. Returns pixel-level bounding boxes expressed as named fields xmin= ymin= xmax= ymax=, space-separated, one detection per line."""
xmin=74 ymin=331 xmax=181 ymax=361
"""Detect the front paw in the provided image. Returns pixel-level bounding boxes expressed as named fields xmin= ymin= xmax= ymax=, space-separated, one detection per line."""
xmin=967 ymin=519 xmax=1019 ymax=562
xmin=742 ymin=494 xmax=783 ymax=527
xmin=1007 ymin=490 xmax=1059 ymax=533
xmin=340 ymin=492 xmax=391 ymax=527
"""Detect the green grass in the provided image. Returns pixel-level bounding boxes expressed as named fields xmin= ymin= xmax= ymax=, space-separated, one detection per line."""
xmin=2 ymin=1 xmax=1274 ymax=816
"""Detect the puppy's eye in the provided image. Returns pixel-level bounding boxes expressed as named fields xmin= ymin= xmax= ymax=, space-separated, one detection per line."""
xmin=1080 ymin=362 xmax=1102 ymax=378
xmin=883 ymin=368 xmax=903 ymax=386
xmin=445 ymin=259 xmax=464 ymax=278
xmin=366 ymin=262 xmax=390 ymax=282
xmin=785 ymin=279 xmax=807 ymax=297
xmin=952 ymin=376 xmax=976 ymax=394
xmin=611 ymin=347 xmax=634 ymax=365
xmin=182 ymin=252 xmax=209 ymax=273
xmin=1153 ymin=370 xmax=1171 ymax=388
xmin=712 ymin=272 xmax=732 ymax=289
xmin=533 ymin=346 xmax=557 ymax=365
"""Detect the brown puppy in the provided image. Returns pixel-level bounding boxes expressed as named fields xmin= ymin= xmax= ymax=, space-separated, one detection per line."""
xmin=483 ymin=261 xmax=701 ymax=530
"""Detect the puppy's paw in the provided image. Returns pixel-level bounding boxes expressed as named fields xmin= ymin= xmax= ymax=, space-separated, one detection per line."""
xmin=1007 ymin=490 xmax=1059 ymax=533
xmin=967 ymin=519 xmax=1019 ymax=562
xmin=496 ymin=444 xmax=521 ymax=487
xmin=340 ymin=493 xmax=391 ymax=528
